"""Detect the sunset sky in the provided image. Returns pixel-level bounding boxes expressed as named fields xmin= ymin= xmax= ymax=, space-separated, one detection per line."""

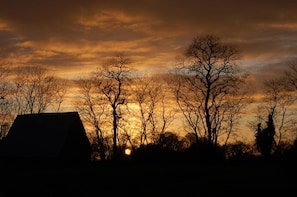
xmin=0 ymin=0 xmax=297 ymax=79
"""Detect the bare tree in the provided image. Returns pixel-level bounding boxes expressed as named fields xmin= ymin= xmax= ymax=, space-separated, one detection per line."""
xmin=284 ymin=60 xmax=297 ymax=140
xmin=131 ymin=76 xmax=155 ymax=145
xmin=0 ymin=63 xmax=14 ymax=139
xmin=132 ymin=74 xmax=175 ymax=146
xmin=222 ymin=95 xmax=249 ymax=146
xmin=168 ymin=71 xmax=202 ymax=143
xmin=285 ymin=60 xmax=297 ymax=90
xmin=76 ymin=77 xmax=108 ymax=160
xmin=172 ymin=34 xmax=247 ymax=147
xmin=259 ymin=77 xmax=297 ymax=153
xmin=94 ymin=54 xmax=131 ymax=160
xmin=0 ymin=63 xmax=10 ymax=100
xmin=53 ymin=78 xmax=68 ymax=112
xmin=11 ymin=66 xmax=67 ymax=114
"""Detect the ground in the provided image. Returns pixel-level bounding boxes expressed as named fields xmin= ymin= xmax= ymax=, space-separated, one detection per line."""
xmin=0 ymin=160 xmax=296 ymax=196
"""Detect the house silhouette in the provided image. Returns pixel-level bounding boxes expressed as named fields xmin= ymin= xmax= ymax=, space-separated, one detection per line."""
xmin=0 ymin=112 xmax=92 ymax=164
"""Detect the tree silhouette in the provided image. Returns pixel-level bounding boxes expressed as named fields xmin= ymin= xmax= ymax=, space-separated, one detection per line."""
xmin=255 ymin=114 xmax=276 ymax=158
xmin=0 ymin=63 xmax=13 ymax=139
xmin=76 ymin=78 xmax=108 ymax=161
xmin=94 ymin=54 xmax=131 ymax=160
xmin=132 ymin=75 xmax=175 ymax=146
xmin=171 ymin=34 xmax=247 ymax=148
xmin=12 ymin=66 xmax=67 ymax=114
xmin=256 ymin=77 xmax=297 ymax=153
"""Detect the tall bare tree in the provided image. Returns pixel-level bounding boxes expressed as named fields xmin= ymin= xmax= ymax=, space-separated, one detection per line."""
xmin=169 ymin=71 xmax=202 ymax=143
xmin=132 ymin=74 xmax=175 ymax=146
xmin=94 ymin=54 xmax=131 ymax=160
xmin=76 ymin=77 xmax=108 ymax=160
xmin=132 ymin=76 xmax=155 ymax=145
xmin=172 ymin=34 xmax=247 ymax=147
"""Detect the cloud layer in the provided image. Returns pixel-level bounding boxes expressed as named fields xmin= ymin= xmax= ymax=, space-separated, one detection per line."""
xmin=0 ymin=0 xmax=297 ymax=78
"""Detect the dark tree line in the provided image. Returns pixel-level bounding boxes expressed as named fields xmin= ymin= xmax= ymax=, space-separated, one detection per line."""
xmin=1 ymin=35 xmax=297 ymax=163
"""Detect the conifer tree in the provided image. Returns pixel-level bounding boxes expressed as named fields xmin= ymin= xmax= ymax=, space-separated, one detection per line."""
xmin=255 ymin=114 xmax=276 ymax=158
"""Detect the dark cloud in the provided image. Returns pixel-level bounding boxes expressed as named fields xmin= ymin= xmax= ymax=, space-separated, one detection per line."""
xmin=0 ymin=0 xmax=297 ymax=78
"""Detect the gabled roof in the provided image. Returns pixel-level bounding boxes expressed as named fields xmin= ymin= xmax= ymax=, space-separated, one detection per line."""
xmin=0 ymin=112 xmax=91 ymax=161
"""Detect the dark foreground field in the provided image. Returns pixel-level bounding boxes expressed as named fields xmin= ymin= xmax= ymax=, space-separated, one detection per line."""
xmin=0 ymin=160 xmax=296 ymax=197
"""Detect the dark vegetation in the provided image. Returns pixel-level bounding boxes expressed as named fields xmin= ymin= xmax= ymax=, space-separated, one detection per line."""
xmin=1 ymin=139 xmax=297 ymax=197
xmin=1 ymin=34 xmax=297 ymax=196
